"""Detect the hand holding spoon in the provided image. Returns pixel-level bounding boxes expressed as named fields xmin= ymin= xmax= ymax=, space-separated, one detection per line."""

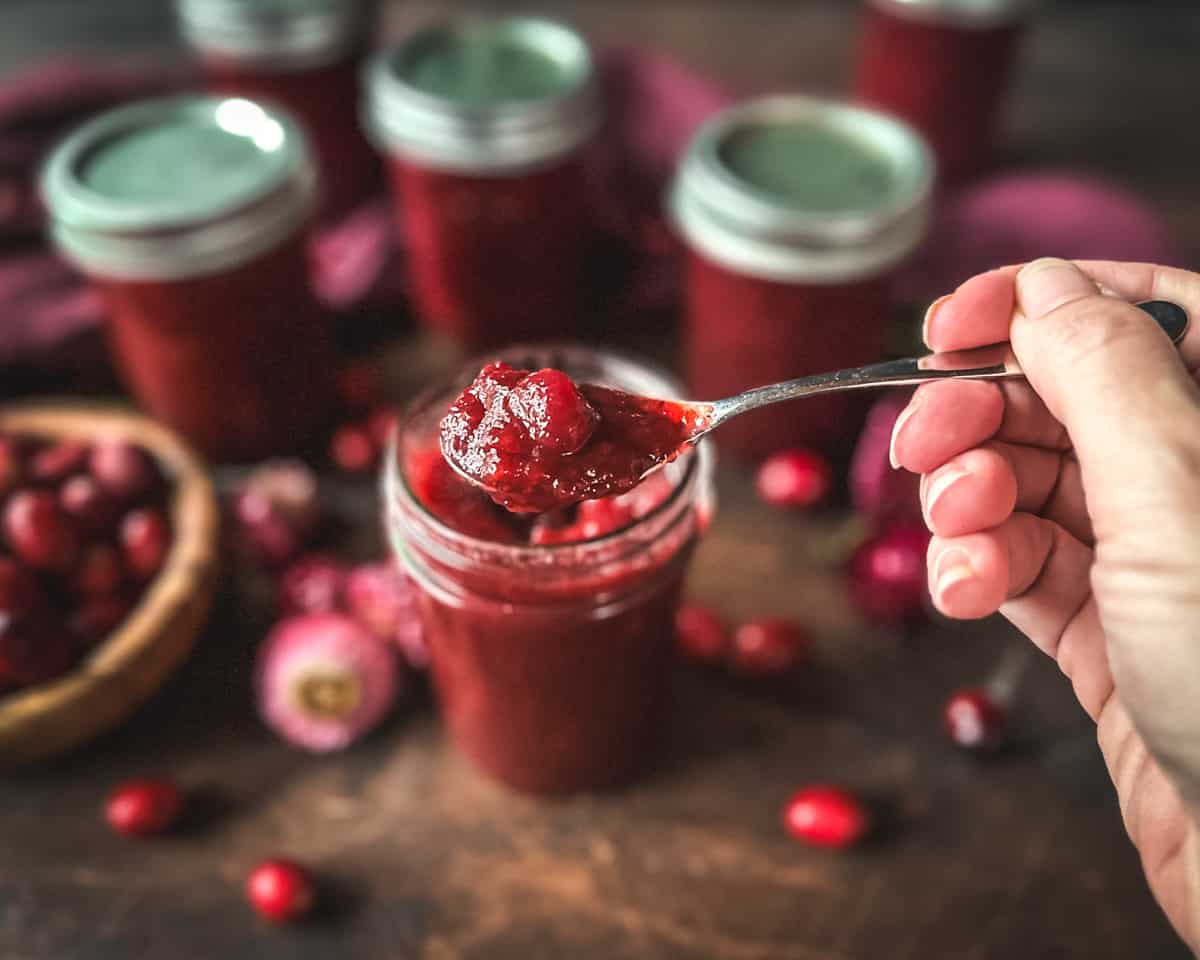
xmin=442 ymin=300 xmax=1188 ymax=513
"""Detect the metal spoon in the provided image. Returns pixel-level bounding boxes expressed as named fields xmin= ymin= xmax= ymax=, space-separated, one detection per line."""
xmin=702 ymin=299 xmax=1189 ymax=432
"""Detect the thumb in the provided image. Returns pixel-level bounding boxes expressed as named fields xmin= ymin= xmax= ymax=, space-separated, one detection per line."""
xmin=1012 ymin=257 xmax=1200 ymax=518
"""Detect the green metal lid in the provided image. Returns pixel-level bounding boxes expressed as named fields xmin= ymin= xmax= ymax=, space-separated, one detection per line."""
xmin=669 ymin=96 xmax=934 ymax=284
xmin=869 ymin=0 xmax=1037 ymax=28
xmin=363 ymin=17 xmax=600 ymax=173
xmin=42 ymin=96 xmax=315 ymax=280
xmin=176 ymin=0 xmax=373 ymax=68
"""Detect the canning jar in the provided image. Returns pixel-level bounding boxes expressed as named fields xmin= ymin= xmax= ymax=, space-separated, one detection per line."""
xmin=42 ymin=96 xmax=335 ymax=461
xmin=364 ymin=18 xmax=601 ymax=348
xmin=669 ymin=95 xmax=933 ymax=461
xmin=385 ymin=345 xmax=714 ymax=794
xmin=177 ymin=0 xmax=380 ymax=222
xmin=853 ymin=0 xmax=1032 ymax=182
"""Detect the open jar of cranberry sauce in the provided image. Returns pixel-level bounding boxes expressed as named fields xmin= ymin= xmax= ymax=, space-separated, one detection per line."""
xmin=384 ymin=346 xmax=714 ymax=795
xmin=669 ymin=96 xmax=933 ymax=462
xmin=364 ymin=18 xmax=601 ymax=348
xmin=42 ymin=96 xmax=335 ymax=462
xmin=177 ymin=0 xmax=380 ymax=222
xmin=853 ymin=0 xmax=1033 ymax=183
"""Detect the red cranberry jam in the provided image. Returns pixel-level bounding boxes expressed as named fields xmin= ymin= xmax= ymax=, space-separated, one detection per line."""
xmin=386 ymin=346 xmax=714 ymax=794
xmin=439 ymin=362 xmax=707 ymax=513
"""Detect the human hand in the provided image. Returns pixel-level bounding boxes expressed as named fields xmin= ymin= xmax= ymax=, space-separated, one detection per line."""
xmin=890 ymin=258 xmax=1200 ymax=952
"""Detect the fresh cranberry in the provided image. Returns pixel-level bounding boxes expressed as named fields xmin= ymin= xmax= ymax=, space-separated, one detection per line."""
xmin=728 ymin=618 xmax=809 ymax=678
xmin=508 ymin=369 xmax=600 ymax=455
xmin=343 ymin=562 xmax=425 ymax=667
xmin=674 ymin=605 xmax=729 ymax=664
xmin=0 ymin=615 xmax=77 ymax=685
xmin=330 ymin=424 xmax=377 ymax=473
xmin=70 ymin=595 xmax=132 ymax=646
xmin=278 ymin=554 xmax=346 ymax=616
xmin=60 ymin=474 xmax=116 ymax=536
xmin=89 ymin=441 xmax=160 ymax=502
xmin=336 ymin=361 xmax=381 ymax=413
xmin=105 ymin=778 xmax=185 ymax=837
xmin=120 ymin=509 xmax=170 ymax=581
xmin=241 ymin=460 xmax=320 ymax=535
xmin=31 ymin=440 xmax=89 ymax=484
xmin=942 ymin=687 xmax=1006 ymax=750
xmin=4 ymin=489 xmax=79 ymax=572
xmin=234 ymin=491 xmax=301 ymax=567
xmin=0 ymin=556 xmax=41 ymax=618
xmin=367 ymin=405 xmax=402 ymax=447
xmin=783 ymin=786 xmax=869 ymax=849
xmin=246 ymin=859 xmax=315 ymax=923
xmin=74 ymin=544 xmax=125 ymax=597
xmin=756 ymin=449 xmax=832 ymax=510
xmin=848 ymin=523 xmax=932 ymax=624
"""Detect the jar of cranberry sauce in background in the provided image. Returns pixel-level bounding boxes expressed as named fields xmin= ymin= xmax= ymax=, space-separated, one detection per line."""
xmin=41 ymin=96 xmax=335 ymax=461
xmin=384 ymin=346 xmax=715 ymax=795
xmin=177 ymin=0 xmax=380 ymax=222
xmin=363 ymin=18 xmax=602 ymax=348
xmin=669 ymin=96 xmax=933 ymax=462
xmin=853 ymin=0 xmax=1033 ymax=183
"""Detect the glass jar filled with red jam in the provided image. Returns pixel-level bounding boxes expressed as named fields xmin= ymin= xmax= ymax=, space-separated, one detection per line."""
xmin=42 ymin=96 xmax=335 ymax=461
xmin=669 ymin=96 xmax=933 ymax=462
xmin=364 ymin=18 xmax=601 ymax=348
xmin=384 ymin=346 xmax=714 ymax=795
xmin=853 ymin=0 xmax=1033 ymax=182
xmin=177 ymin=0 xmax=380 ymax=222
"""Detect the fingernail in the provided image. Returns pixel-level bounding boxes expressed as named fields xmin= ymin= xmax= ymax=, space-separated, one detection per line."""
xmin=888 ymin=397 xmax=921 ymax=470
xmin=923 ymin=465 xmax=968 ymax=526
xmin=1016 ymin=257 xmax=1097 ymax=318
xmin=921 ymin=294 xmax=951 ymax=348
xmin=933 ymin=547 xmax=975 ymax=604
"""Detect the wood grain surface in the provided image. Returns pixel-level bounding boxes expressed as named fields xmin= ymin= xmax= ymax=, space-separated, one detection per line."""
xmin=1 ymin=2 xmax=1197 ymax=958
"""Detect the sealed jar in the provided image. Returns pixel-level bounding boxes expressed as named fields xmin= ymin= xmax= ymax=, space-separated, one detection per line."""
xmin=669 ymin=96 xmax=933 ymax=461
xmin=177 ymin=0 xmax=380 ymax=222
xmin=384 ymin=345 xmax=714 ymax=794
xmin=42 ymin=96 xmax=335 ymax=461
xmin=364 ymin=18 xmax=601 ymax=348
xmin=853 ymin=0 xmax=1033 ymax=182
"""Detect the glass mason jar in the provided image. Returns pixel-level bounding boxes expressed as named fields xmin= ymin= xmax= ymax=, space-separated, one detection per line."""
xmin=177 ymin=0 xmax=380 ymax=223
xmin=668 ymin=95 xmax=933 ymax=462
xmin=384 ymin=345 xmax=715 ymax=795
xmin=41 ymin=96 xmax=335 ymax=461
xmin=363 ymin=18 xmax=602 ymax=348
xmin=853 ymin=0 xmax=1033 ymax=183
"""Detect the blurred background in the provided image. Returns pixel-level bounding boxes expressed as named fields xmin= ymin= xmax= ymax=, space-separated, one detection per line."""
xmin=1 ymin=2 xmax=1198 ymax=958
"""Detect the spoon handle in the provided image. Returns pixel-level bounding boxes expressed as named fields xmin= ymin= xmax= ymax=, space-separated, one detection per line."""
xmin=709 ymin=299 xmax=1189 ymax=425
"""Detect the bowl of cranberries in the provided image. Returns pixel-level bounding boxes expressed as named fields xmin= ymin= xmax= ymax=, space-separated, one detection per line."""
xmin=0 ymin=406 xmax=219 ymax=765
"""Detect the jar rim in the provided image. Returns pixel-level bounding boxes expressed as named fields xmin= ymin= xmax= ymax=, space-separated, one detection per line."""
xmin=41 ymin=96 xmax=315 ymax=279
xmin=176 ymin=0 xmax=373 ymax=67
xmin=668 ymin=95 xmax=934 ymax=283
xmin=868 ymin=0 xmax=1037 ymax=28
xmin=362 ymin=16 xmax=601 ymax=173
xmin=383 ymin=344 xmax=714 ymax=579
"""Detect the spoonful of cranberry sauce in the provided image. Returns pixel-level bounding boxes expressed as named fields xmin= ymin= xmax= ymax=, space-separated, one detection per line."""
xmin=441 ymin=300 xmax=1187 ymax=513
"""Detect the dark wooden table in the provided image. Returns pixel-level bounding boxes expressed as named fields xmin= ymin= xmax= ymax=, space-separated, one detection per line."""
xmin=2 ymin=2 xmax=1199 ymax=958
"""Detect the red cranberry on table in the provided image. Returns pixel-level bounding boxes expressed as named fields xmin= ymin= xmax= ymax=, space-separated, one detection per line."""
xmin=330 ymin=423 xmax=377 ymax=473
xmin=756 ymin=448 xmax=832 ymax=510
xmin=89 ymin=441 xmax=160 ymax=502
xmin=4 ymin=489 xmax=79 ymax=572
xmin=246 ymin=859 xmax=315 ymax=923
xmin=674 ymin=605 xmax=729 ymax=664
xmin=105 ymin=778 xmax=185 ymax=837
xmin=120 ymin=508 xmax=170 ymax=581
xmin=783 ymin=786 xmax=870 ymax=850
xmin=31 ymin=440 xmax=89 ymax=483
xmin=942 ymin=686 xmax=1006 ymax=751
xmin=278 ymin=554 xmax=346 ymax=616
xmin=848 ymin=523 xmax=932 ymax=625
xmin=235 ymin=491 xmax=302 ymax=567
xmin=74 ymin=544 xmax=124 ymax=597
xmin=729 ymin=618 xmax=809 ymax=678
xmin=60 ymin=474 xmax=116 ymax=536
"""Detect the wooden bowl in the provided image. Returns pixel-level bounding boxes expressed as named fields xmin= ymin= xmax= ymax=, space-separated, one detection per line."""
xmin=0 ymin=405 xmax=219 ymax=766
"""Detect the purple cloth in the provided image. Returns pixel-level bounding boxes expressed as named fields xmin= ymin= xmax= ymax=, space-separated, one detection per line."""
xmin=0 ymin=49 xmax=732 ymax=372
